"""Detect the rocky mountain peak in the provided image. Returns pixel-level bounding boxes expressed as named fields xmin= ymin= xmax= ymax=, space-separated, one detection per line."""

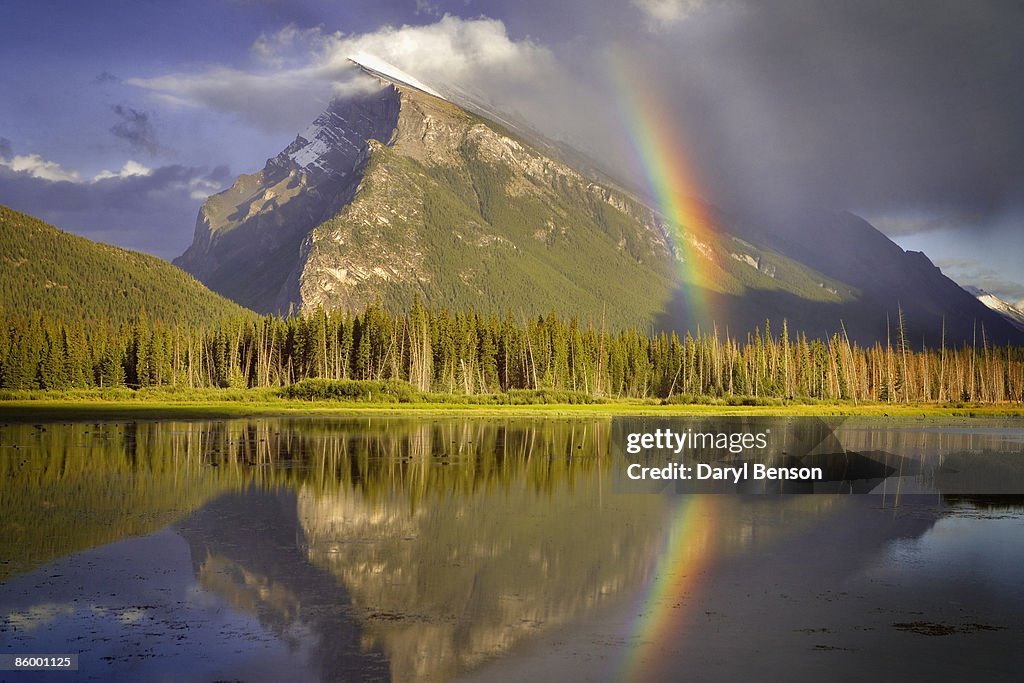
xmin=173 ymin=58 xmax=1024 ymax=345
xmin=270 ymin=84 xmax=401 ymax=181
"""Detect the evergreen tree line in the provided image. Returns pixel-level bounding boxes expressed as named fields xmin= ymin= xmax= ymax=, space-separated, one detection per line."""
xmin=1 ymin=301 xmax=1022 ymax=403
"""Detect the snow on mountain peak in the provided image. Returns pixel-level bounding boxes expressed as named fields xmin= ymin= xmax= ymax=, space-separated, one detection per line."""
xmin=969 ymin=287 xmax=1024 ymax=333
xmin=279 ymin=83 xmax=402 ymax=175
xmin=280 ymin=54 xmax=443 ymax=173
xmin=348 ymin=52 xmax=444 ymax=99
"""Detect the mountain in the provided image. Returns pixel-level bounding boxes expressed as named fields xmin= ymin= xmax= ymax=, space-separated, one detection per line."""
xmin=0 ymin=204 xmax=249 ymax=324
xmin=965 ymin=286 xmax=1024 ymax=333
xmin=175 ymin=72 xmax=682 ymax=328
xmin=722 ymin=208 xmax=1024 ymax=345
xmin=174 ymin=62 xmax=856 ymax=331
xmin=175 ymin=58 xmax=1024 ymax=346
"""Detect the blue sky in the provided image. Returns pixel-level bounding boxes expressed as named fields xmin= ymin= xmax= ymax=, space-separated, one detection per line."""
xmin=2 ymin=1 xmax=1022 ymax=305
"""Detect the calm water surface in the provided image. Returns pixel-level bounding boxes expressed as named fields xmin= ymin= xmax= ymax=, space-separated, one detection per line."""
xmin=1 ymin=417 xmax=1023 ymax=682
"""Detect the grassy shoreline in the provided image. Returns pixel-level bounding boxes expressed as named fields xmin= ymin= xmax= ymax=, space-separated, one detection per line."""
xmin=1 ymin=390 xmax=1022 ymax=422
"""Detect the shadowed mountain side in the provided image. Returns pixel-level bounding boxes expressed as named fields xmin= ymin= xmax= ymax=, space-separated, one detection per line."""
xmin=724 ymin=208 xmax=1024 ymax=346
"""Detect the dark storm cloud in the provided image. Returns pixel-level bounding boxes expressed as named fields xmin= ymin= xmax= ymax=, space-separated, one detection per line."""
xmin=376 ymin=1 xmax=1023 ymax=235
xmin=94 ymin=71 xmax=120 ymax=84
xmin=110 ymin=104 xmax=160 ymax=156
xmin=0 ymin=137 xmax=11 ymax=159
xmin=0 ymin=164 xmax=225 ymax=257
xmin=609 ymin=0 xmax=1024 ymax=231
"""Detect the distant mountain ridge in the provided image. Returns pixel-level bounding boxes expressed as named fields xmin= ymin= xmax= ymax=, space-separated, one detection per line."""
xmin=717 ymin=207 xmax=1024 ymax=345
xmin=174 ymin=58 xmax=1024 ymax=346
xmin=1 ymin=205 xmax=248 ymax=325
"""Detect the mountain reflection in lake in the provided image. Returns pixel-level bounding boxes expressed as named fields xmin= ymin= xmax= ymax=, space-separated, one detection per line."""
xmin=1 ymin=417 xmax=1023 ymax=682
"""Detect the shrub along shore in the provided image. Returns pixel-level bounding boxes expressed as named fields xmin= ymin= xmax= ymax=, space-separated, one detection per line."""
xmin=1 ymin=381 xmax=1023 ymax=423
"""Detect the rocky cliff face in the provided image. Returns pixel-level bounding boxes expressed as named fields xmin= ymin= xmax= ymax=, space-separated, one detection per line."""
xmin=294 ymin=83 xmax=684 ymax=324
xmin=174 ymin=84 xmax=402 ymax=312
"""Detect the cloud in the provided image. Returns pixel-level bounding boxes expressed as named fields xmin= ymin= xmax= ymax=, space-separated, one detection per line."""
xmin=94 ymin=71 xmax=120 ymax=84
xmin=632 ymin=0 xmax=707 ymax=30
xmin=250 ymin=23 xmax=329 ymax=67
xmin=0 ymin=154 xmax=227 ymax=258
xmin=126 ymin=16 xmax=559 ymax=133
xmin=932 ymin=257 xmax=1024 ymax=306
xmin=0 ymin=137 xmax=11 ymax=159
xmin=1 ymin=151 xmax=154 ymax=184
xmin=0 ymin=154 xmax=81 ymax=182
xmin=110 ymin=105 xmax=160 ymax=156
xmin=125 ymin=60 xmax=356 ymax=132
xmin=864 ymin=211 xmax=988 ymax=238
xmin=93 ymin=160 xmax=153 ymax=181
xmin=633 ymin=0 xmax=1024 ymax=229
xmin=330 ymin=15 xmax=554 ymax=84
xmin=414 ymin=0 xmax=442 ymax=18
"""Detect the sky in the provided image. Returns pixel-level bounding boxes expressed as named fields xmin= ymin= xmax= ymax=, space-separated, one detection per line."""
xmin=1 ymin=0 xmax=1022 ymax=306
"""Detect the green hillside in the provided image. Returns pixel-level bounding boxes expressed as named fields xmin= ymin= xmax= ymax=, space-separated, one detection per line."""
xmin=1 ymin=205 xmax=251 ymax=325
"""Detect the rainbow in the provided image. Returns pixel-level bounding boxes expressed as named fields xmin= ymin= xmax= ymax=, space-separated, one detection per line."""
xmin=606 ymin=51 xmax=722 ymax=327
xmin=620 ymin=495 xmax=719 ymax=681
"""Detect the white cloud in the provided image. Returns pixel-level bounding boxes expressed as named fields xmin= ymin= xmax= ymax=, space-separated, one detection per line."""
xmin=126 ymin=16 xmax=558 ymax=133
xmin=1 ymin=153 xmax=152 ymax=184
xmin=1 ymin=154 xmax=81 ymax=182
xmin=93 ymin=160 xmax=152 ymax=181
xmin=250 ymin=24 xmax=331 ymax=67
xmin=126 ymin=65 xmax=350 ymax=131
xmin=414 ymin=0 xmax=442 ymax=18
xmin=632 ymin=0 xmax=707 ymax=30
xmin=188 ymin=175 xmax=223 ymax=201
xmin=326 ymin=15 xmax=553 ymax=85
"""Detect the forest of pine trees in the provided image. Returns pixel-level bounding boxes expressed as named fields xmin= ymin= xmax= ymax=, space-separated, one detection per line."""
xmin=0 ymin=299 xmax=1021 ymax=403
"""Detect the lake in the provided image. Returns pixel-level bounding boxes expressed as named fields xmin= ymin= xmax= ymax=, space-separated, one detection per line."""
xmin=1 ymin=416 xmax=1023 ymax=681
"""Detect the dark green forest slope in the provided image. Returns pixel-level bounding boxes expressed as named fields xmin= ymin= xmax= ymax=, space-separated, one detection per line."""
xmin=1 ymin=205 xmax=250 ymax=325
